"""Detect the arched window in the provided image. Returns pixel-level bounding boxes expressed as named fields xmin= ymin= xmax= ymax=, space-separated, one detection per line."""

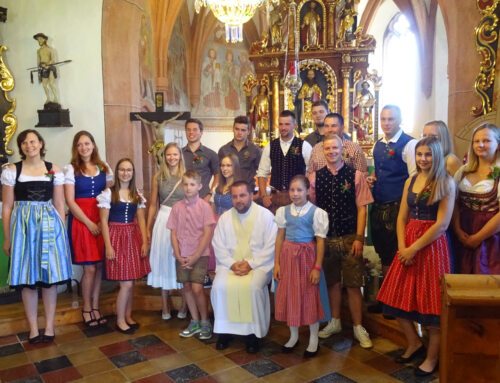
xmin=381 ymin=13 xmax=419 ymax=131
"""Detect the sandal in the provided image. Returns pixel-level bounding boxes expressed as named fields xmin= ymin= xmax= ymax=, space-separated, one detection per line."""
xmin=82 ymin=310 xmax=99 ymax=327
xmin=92 ymin=308 xmax=108 ymax=325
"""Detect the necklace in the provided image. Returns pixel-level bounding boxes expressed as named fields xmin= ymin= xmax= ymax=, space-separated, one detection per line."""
xmin=293 ymin=203 xmax=307 ymax=217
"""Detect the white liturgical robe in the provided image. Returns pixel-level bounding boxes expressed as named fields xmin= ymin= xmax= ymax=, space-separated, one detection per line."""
xmin=211 ymin=203 xmax=277 ymax=338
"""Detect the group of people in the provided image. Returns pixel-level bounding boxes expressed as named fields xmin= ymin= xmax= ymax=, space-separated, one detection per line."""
xmin=1 ymin=101 xmax=498 ymax=378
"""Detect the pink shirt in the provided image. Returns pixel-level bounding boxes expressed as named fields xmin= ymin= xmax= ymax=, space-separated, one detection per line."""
xmin=308 ymin=163 xmax=374 ymax=207
xmin=167 ymin=196 xmax=216 ymax=257
xmin=307 ymin=140 xmax=368 ymax=176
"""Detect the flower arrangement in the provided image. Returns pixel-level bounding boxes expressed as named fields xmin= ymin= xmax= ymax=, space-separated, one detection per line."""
xmin=291 ymin=146 xmax=301 ymax=156
xmin=386 ymin=147 xmax=396 ymax=159
xmin=488 ymin=165 xmax=500 ymax=180
xmin=192 ymin=155 xmax=203 ymax=165
xmin=340 ymin=180 xmax=351 ymax=193
xmin=45 ymin=169 xmax=56 ymax=180
xmin=242 ymin=150 xmax=250 ymax=161
xmin=417 ymin=184 xmax=432 ymax=202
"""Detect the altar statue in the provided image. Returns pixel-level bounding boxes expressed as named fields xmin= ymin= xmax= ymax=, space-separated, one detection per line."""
xmin=33 ymin=33 xmax=59 ymax=107
xmin=352 ymin=81 xmax=375 ymax=139
xmin=250 ymin=85 xmax=270 ymax=139
xmin=297 ymin=69 xmax=322 ymax=131
xmin=337 ymin=0 xmax=357 ymax=43
xmin=301 ymin=2 xmax=321 ymax=48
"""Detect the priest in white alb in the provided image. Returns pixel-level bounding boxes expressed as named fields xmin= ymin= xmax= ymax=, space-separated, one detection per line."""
xmin=211 ymin=181 xmax=277 ymax=353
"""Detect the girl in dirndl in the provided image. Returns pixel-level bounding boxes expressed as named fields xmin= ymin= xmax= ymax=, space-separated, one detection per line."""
xmin=377 ymin=137 xmax=455 ymax=377
xmin=274 ymin=175 xmax=329 ymax=358
xmin=146 ymin=142 xmax=187 ymax=320
xmin=98 ymin=158 xmax=150 ymax=334
xmin=1 ymin=129 xmax=72 ymax=344
xmin=64 ymin=131 xmax=113 ymax=328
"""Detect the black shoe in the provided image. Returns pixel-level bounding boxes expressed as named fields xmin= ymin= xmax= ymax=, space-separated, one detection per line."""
xmin=127 ymin=322 xmax=140 ymax=330
xmin=245 ymin=334 xmax=260 ymax=354
xmin=115 ymin=324 xmax=135 ymax=334
xmin=42 ymin=334 xmax=55 ymax=343
xmin=28 ymin=334 xmax=42 ymax=344
xmin=367 ymin=302 xmax=383 ymax=314
xmin=303 ymin=346 xmax=320 ymax=358
xmin=383 ymin=314 xmax=396 ymax=320
xmin=395 ymin=345 xmax=426 ymax=364
xmin=216 ymin=334 xmax=233 ymax=350
xmin=414 ymin=363 xmax=438 ymax=377
xmin=281 ymin=341 xmax=299 ymax=354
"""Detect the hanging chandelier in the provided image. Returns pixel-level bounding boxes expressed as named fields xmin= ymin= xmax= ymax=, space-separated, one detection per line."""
xmin=195 ymin=0 xmax=279 ymax=43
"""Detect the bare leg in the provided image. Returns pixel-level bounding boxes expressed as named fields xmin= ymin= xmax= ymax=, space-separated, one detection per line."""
xmin=179 ymin=288 xmax=187 ymax=314
xmin=41 ymin=286 xmax=57 ymax=336
xmin=397 ymin=318 xmax=423 ymax=357
xmin=81 ymin=264 xmax=97 ymax=325
xmin=21 ymin=288 xmax=40 ymax=339
xmin=329 ymin=283 xmax=342 ymax=319
xmin=183 ymin=282 xmax=199 ymax=321
xmin=192 ymin=283 xmax=208 ymax=321
xmin=419 ymin=327 xmax=439 ymax=372
xmin=346 ymin=287 xmax=363 ymax=326
xmin=125 ymin=282 xmax=135 ymax=324
xmin=116 ymin=281 xmax=133 ymax=330
xmin=91 ymin=263 xmax=106 ymax=324
xmin=161 ymin=289 xmax=170 ymax=316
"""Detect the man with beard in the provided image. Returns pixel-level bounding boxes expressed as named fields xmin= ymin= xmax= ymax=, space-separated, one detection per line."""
xmin=304 ymin=100 xmax=329 ymax=147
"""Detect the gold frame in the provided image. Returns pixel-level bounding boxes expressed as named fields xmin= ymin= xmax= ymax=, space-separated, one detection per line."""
xmin=0 ymin=45 xmax=16 ymax=159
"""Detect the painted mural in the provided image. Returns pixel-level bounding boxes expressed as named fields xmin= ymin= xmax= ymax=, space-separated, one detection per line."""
xmin=165 ymin=16 xmax=189 ymax=111
xmin=193 ymin=22 xmax=255 ymax=118
xmin=139 ymin=13 xmax=155 ymax=109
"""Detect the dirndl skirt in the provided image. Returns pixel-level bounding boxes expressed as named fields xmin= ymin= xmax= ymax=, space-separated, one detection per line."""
xmin=105 ymin=222 xmax=150 ymax=281
xmin=377 ymin=219 xmax=450 ymax=326
xmin=275 ymin=240 xmax=325 ymax=326
xmin=147 ymin=205 xmax=182 ymax=290
xmin=68 ymin=197 xmax=104 ymax=264
xmin=8 ymin=201 xmax=72 ymax=287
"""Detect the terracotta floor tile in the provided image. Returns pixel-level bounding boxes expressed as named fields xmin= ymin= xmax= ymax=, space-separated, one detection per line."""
xmin=364 ymin=354 xmax=404 ymax=374
xmin=79 ymin=369 xmax=129 ymax=383
xmin=261 ymin=368 xmax=309 ymax=383
xmin=338 ymin=363 xmax=402 ymax=383
xmin=166 ymin=337 xmax=205 ymax=352
xmin=0 ymin=350 xmax=30 ymax=369
xmin=67 ymin=347 xmax=106 ymax=366
xmin=224 ymin=349 xmax=261 ymax=365
xmin=54 ymin=330 xmax=86 ymax=345
xmin=75 ymin=358 xmax=116 ymax=377
xmin=289 ymin=352 xmax=354 ymax=381
xmin=100 ymin=340 xmax=135 ymax=357
xmin=26 ymin=345 xmax=63 ymax=362
xmin=181 ymin=346 xmax=220 ymax=363
xmin=196 ymin=355 xmax=237 ymax=374
xmin=149 ymin=353 xmax=191 ymax=372
xmin=139 ymin=343 xmax=177 ymax=359
xmin=121 ymin=360 xmax=161 ymax=381
xmin=0 ymin=334 xmax=19 ymax=346
xmin=0 ymin=363 xmax=38 ymax=382
xmin=22 ymin=340 xmax=55 ymax=352
xmin=41 ymin=366 xmax=82 ymax=383
xmin=371 ymin=337 xmax=400 ymax=355
xmin=269 ymin=352 xmax=307 ymax=369
xmin=337 ymin=344 xmax=381 ymax=362
xmin=57 ymin=339 xmax=94 ymax=355
xmin=133 ymin=372 xmax=174 ymax=383
xmin=210 ymin=366 xmax=256 ymax=383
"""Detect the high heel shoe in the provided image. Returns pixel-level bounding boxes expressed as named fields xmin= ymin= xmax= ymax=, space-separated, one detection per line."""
xmin=92 ymin=308 xmax=108 ymax=325
xmin=395 ymin=345 xmax=426 ymax=363
xmin=82 ymin=310 xmax=99 ymax=327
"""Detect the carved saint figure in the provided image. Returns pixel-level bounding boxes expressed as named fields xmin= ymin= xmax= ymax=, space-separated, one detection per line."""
xmin=301 ymin=1 xmax=321 ymax=48
xmin=352 ymin=81 xmax=376 ymax=139
xmin=33 ymin=33 xmax=59 ymax=106
xmin=270 ymin=13 xmax=283 ymax=50
xmin=250 ymin=85 xmax=270 ymax=139
xmin=337 ymin=0 xmax=357 ymax=42
xmin=297 ymin=69 xmax=322 ymax=130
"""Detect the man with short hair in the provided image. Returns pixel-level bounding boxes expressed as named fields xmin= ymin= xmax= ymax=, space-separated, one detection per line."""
xmin=304 ymin=100 xmax=329 ymax=147
xmin=257 ymin=110 xmax=312 ymax=212
xmin=182 ymin=118 xmax=219 ymax=201
xmin=367 ymin=105 xmax=417 ymax=313
xmin=307 ymin=113 xmax=367 ymax=176
xmin=211 ymin=181 xmax=277 ymax=353
xmin=218 ymin=116 xmax=262 ymax=192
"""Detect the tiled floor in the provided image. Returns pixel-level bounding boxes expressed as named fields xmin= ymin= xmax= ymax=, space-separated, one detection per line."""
xmin=0 ymin=311 xmax=439 ymax=382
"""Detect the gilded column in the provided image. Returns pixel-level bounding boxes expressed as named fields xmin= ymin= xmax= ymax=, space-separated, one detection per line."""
xmin=341 ymin=68 xmax=351 ymax=133
xmin=272 ymin=73 xmax=280 ymax=138
xmin=327 ymin=2 xmax=335 ymax=48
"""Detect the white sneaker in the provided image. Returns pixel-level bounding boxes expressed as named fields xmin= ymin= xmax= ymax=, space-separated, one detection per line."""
xmin=177 ymin=311 xmax=187 ymax=319
xmin=318 ymin=318 xmax=342 ymax=339
xmin=162 ymin=311 xmax=172 ymax=320
xmin=353 ymin=325 xmax=373 ymax=348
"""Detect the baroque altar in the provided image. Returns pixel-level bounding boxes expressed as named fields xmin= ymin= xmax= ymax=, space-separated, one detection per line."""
xmin=245 ymin=0 xmax=380 ymax=151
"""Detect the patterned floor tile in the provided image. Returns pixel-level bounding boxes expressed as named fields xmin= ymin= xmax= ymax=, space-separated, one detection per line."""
xmin=139 ymin=343 xmax=176 ymax=359
xmin=269 ymin=351 xmax=307 ymax=369
xmin=76 ymin=357 xmax=116 ymax=377
xmin=129 ymin=335 xmax=164 ymax=348
xmin=224 ymin=349 xmax=261 ymax=365
xmin=258 ymin=341 xmax=283 ymax=357
xmin=121 ymin=360 xmax=161 ymax=381
xmin=0 ymin=334 xmax=19 ymax=346
xmin=133 ymin=372 xmax=174 ymax=383
xmin=195 ymin=355 xmax=237 ymax=375
xmin=241 ymin=359 xmax=283 ymax=378
xmin=311 ymin=372 xmax=357 ymax=383
xmin=390 ymin=366 xmax=437 ymax=383
xmin=0 ymin=363 xmax=38 ymax=382
xmin=0 ymin=342 xmax=24 ymax=357
xmin=110 ymin=350 xmax=147 ymax=368
xmin=8 ymin=377 xmax=43 ymax=383
xmin=100 ymin=341 xmax=135 ymax=357
xmin=320 ymin=336 xmax=354 ymax=353
xmin=34 ymin=355 xmax=72 ymax=374
xmin=41 ymin=366 xmax=82 ymax=383
xmin=166 ymin=363 xmax=208 ymax=383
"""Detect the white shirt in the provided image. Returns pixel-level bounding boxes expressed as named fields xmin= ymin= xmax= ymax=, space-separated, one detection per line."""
xmin=274 ymin=201 xmax=329 ymax=238
xmin=373 ymin=128 xmax=418 ymax=175
xmin=1 ymin=167 xmax=64 ymax=186
xmin=256 ymin=136 xmax=312 ymax=178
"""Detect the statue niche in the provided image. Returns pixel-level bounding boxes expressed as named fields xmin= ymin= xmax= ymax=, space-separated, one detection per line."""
xmin=299 ymin=0 xmax=325 ymax=51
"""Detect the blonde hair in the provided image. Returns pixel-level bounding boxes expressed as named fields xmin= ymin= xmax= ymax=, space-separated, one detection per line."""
xmin=415 ymin=137 xmax=450 ymax=205
xmin=463 ymin=124 xmax=500 ymax=174
xmin=159 ymin=142 xmax=185 ymax=181
xmin=424 ymin=120 xmax=454 ymax=157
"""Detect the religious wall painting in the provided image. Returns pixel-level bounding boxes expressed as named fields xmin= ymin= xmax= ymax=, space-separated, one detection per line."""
xmin=194 ymin=23 xmax=255 ymax=118
xmin=165 ymin=15 xmax=189 ymax=111
xmin=298 ymin=0 xmax=326 ymax=51
xmin=139 ymin=13 xmax=155 ymax=110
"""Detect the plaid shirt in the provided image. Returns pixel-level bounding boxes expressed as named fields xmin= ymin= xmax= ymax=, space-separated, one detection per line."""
xmin=307 ymin=140 xmax=368 ymax=176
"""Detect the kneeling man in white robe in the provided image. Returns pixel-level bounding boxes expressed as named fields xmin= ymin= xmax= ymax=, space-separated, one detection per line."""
xmin=211 ymin=181 xmax=278 ymax=353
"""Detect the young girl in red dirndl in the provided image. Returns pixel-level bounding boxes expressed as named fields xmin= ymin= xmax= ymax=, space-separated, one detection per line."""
xmin=274 ymin=175 xmax=329 ymax=358
xmin=377 ymin=137 xmax=455 ymax=377
xmin=98 ymin=158 xmax=150 ymax=334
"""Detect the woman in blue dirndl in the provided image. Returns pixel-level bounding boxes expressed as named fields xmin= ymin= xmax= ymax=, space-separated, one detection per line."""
xmin=1 ymin=130 xmax=72 ymax=344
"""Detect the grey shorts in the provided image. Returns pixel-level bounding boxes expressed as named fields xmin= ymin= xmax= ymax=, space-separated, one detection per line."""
xmin=324 ymin=234 xmax=365 ymax=288
xmin=176 ymin=256 xmax=208 ymax=284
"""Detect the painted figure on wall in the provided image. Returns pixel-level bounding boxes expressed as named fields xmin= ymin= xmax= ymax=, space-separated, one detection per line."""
xmin=165 ymin=18 xmax=189 ymax=110
xmin=200 ymin=47 xmax=222 ymax=112
xmin=33 ymin=33 xmax=59 ymax=107
xmin=139 ymin=14 xmax=155 ymax=106
xmin=221 ymin=50 xmax=241 ymax=112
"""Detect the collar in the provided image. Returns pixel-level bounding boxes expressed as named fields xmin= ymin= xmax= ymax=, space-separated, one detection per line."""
xmin=381 ymin=128 xmax=403 ymax=144
xmin=231 ymin=139 xmax=249 ymax=150
xmin=184 ymin=143 xmax=204 ymax=153
xmin=326 ymin=161 xmax=345 ymax=175
xmin=279 ymin=135 xmax=295 ymax=145
xmin=183 ymin=195 xmax=200 ymax=206
xmin=235 ymin=201 xmax=255 ymax=219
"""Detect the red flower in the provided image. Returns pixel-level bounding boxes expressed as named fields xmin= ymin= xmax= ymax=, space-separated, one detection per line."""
xmin=45 ymin=169 xmax=56 ymax=180
xmin=386 ymin=147 xmax=396 ymax=159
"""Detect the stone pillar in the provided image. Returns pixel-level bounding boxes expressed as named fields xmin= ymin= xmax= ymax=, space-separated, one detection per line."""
xmin=272 ymin=74 xmax=280 ymax=138
xmin=341 ymin=68 xmax=351 ymax=133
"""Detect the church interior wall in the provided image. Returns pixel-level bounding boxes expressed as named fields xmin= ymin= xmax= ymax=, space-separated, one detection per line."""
xmin=0 ymin=0 xmax=106 ymax=167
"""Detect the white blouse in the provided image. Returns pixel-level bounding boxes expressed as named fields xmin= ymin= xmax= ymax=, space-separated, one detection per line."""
xmin=275 ymin=201 xmax=329 ymax=238
xmin=96 ymin=188 xmax=146 ymax=209
xmin=1 ymin=166 xmax=64 ymax=186
xmin=454 ymin=165 xmax=500 ymax=200
xmin=63 ymin=163 xmax=114 ymax=184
